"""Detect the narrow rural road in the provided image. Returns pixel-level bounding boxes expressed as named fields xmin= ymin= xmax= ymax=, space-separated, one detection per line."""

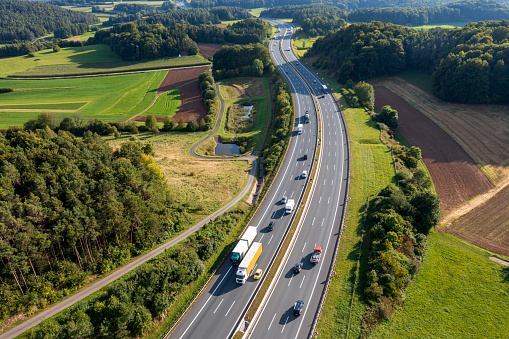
xmin=0 ymin=84 xmax=257 ymax=339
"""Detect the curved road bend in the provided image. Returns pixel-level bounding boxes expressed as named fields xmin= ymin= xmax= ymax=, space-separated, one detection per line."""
xmin=247 ymin=20 xmax=349 ymax=339
xmin=167 ymin=23 xmax=321 ymax=339
xmin=0 ymin=86 xmax=257 ymax=339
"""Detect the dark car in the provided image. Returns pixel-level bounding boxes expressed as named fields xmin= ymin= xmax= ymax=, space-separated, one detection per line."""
xmin=293 ymin=300 xmax=304 ymax=316
xmin=294 ymin=262 xmax=303 ymax=274
xmin=303 ymin=152 xmax=308 ymax=160
xmin=268 ymin=221 xmax=274 ymax=231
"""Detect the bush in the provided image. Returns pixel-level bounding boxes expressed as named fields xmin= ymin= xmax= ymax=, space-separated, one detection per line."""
xmin=0 ymin=88 xmax=13 ymax=93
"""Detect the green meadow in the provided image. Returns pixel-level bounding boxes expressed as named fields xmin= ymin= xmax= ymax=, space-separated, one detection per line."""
xmin=0 ymin=44 xmax=210 ymax=78
xmin=0 ymin=71 xmax=182 ymax=128
xmin=142 ymin=88 xmax=180 ymax=118
xmin=411 ymin=22 xmax=468 ymax=29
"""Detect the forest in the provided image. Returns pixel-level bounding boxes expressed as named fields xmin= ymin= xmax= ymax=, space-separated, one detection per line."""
xmin=0 ymin=0 xmax=98 ymax=42
xmin=308 ymin=20 xmax=509 ymax=104
xmin=0 ymin=127 xmax=193 ymax=321
xmin=260 ymin=4 xmax=347 ymax=22
xmin=212 ymin=43 xmax=275 ymax=79
xmin=349 ymin=0 xmax=509 ymax=26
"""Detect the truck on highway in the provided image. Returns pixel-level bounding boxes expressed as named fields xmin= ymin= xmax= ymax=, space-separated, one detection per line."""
xmin=310 ymin=245 xmax=322 ymax=264
xmin=322 ymin=85 xmax=328 ymax=94
xmin=230 ymin=226 xmax=257 ymax=266
xmin=236 ymin=242 xmax=262 ymax=284
xmin=297 ymin=124 xmax=303 ymax=134
xmin=285 ymin=199 xmax=295 ymax=214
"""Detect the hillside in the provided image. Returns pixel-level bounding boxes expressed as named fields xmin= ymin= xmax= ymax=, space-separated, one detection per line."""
xmin=0 ymin=0 xmax=98 ymax=42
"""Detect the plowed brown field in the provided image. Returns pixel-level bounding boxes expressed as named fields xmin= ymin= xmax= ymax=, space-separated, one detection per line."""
xmin=447 ymin=185 xmax=509 ymax=257
xmin=197 ymin=43 xmax=224 ymax=59
xmin=171 ymin=79 xmax=207 ymax=123
xmin=157 ymin=65 xmax=210 ymax=95
xmin=374 ymin=85 xmax=492 ymax=214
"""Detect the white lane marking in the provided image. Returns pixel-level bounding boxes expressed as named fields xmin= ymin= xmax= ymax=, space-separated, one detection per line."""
xmin=328 ymin=197 xmax=330 ymax=204
xmin=302 ymin=242 xmax=306 ymax=252
xmin=318 ymin=196 xmax=322 ymax=204
xmin=321 ymin=218 xmax=325 ymax=227
xmin=225 ymin=301 xmax=235 ymax=317
xmin=259 ymin=234 xmax=264 ymax=242
xmin=327 ymin=164 xmax=329 ymax=170
xmin=332 ymin=179 xmax=334 ymax=186
xmin=291 ymin=190 xmax=294 ymax=198
xmin=178 ymin=266 xmax=233 ymax=339
xmin=268 ymin=313 xmax=277 ymax=331
xmin=300 ymin=275 xmax=306 ymax=289
xmin=323 ymin=179 xmax=326 ymax=185
xmin=281 ymin=316 xmax=289 ymax=333
xmin=311 ymin=217 xmax=315 ymax=226
xmin=288 ymin=273 xmax=294 ymax=286
xmin=214 ymin=299 xmax=224 ymax=314
xmin=268 ymin=235 xmax=274 ymax=244
xmin=272 ymin=211 xmax=276 ymax=218
xmin=334 ymin=165 xmax=336 ymax=170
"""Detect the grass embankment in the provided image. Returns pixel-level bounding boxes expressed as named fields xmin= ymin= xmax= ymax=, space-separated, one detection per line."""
xmin=0 ymin=71 xmax=178 ymax=128
xmin=0 ymin=44 xmax=209 ymax=78
xmin=370 ymin=231 xmax=509 ymax=338
xmin=107 ymin=132 xmax=250 ymax=223
xmin=216 ymin=77 xmax=271 ymax=151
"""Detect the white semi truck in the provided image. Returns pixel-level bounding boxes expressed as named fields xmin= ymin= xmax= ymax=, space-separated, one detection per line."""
xmin=285 ymin=199 xmax=295 ymax=214
xmin=297 ymin=124 xmax=303 ymax=135
xmin=230 ymin=226 xmax=257 ymax=266
xmin=236 ymin=242 xmax=262 ymax=284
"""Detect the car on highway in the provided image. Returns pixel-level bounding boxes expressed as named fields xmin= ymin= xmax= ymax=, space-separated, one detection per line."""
xmin=303 ymin=152 xmax=308 ymax=160
xmin=254 ymin=269 xmax=263 ymax=280
xmin=313 ymin=79 xmax=317 ymax=83
xmin=268 ymin=221 xmax=274 ymax=231
xmin=294 ymin=262 xmax=303 ymax=273
xmin=281 ymin=196 xmax=287 ymax=204
xmin=293 ymin=300 xmax=304 ymax=316
xmin=301 ymin=170 xmax=307 ymax=179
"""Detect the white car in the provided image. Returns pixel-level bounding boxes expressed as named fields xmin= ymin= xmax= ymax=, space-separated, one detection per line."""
xmin=301 ymin=171 xmax=307 ymax=179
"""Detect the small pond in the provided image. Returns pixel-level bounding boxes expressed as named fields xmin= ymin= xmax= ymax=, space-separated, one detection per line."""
xmin=215 ymin=143 xmax=240 ymax=156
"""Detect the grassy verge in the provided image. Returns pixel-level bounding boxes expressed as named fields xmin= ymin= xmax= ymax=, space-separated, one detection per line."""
xmin=370 ymin=231 xmax=509 ymax=338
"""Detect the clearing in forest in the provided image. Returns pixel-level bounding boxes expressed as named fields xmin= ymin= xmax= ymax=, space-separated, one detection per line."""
xmin=220 ymin=77 xmax=265 ymax=99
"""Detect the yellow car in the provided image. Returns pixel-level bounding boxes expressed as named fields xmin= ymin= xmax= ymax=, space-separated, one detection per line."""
xmin=254 ymin=269 xmax=263 ymax=280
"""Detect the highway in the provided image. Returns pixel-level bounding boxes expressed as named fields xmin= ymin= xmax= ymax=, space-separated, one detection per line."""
xmin=247 ymin=20 xmax=349 ymax=339
xmin=167 ymin=22 xmax=320 ymax=339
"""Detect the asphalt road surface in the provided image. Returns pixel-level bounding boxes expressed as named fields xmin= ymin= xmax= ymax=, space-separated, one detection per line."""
xmin=247 ymin=20 xmax=349 ymax=339
xmin=168 ymin=21 xmax=348 ymax=339
xmin=167 ymin=24 xmax=320 ymax=339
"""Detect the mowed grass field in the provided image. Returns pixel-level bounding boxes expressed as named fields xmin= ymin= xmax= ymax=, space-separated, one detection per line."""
xmin=370 ymin=231 xmax=509 ymax=338
xmin=0 ymin=71 xmax=181 ymax=128
xmin=0 ymin=44 xmax=210 ymax=78
xmin=217 ymin=77 xmax=270 ymax=151
xmin=411 ymin=22 xmax=468 ymax=29
xmin=292 ymin=30 xmax=319 ymax=57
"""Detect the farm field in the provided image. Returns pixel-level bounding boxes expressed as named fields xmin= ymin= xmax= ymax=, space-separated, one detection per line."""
xmin=106 ymin=132 xmax=250 ymax=222
xmin=373 ymin=84 xmax=493 ymax=215
xmin=411 ymin=22 xmax=468 ymax=29
xmin=249 ymin=7 xmax=267 ymax=17
xmin=216 ymin=78 xmax=270 ymax=150
xmin=0 ymin=71 xmax=168 ymax=128
xmin=370 ymin=231 xmax=509 ymax=339
xmin=197 ymin=43 xmax=225 ymax=59
xmin=0 ymin=44 xmax=210 ymax=78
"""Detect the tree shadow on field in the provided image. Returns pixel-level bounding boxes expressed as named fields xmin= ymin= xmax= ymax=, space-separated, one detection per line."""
xmin=502 ymin=266 xmax=509 ymax=284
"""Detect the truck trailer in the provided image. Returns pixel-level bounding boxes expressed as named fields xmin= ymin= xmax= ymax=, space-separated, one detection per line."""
xmin=322 ymin=85 xmax=328 ymax=93
xmin=310 ymin=245 xmax=322 ymax=264
xmin=236 ymin=242 xmax=262 ymax=284
xmin=230 ymin=226 xmax=257 ymax=266
xmin=285 ymin=199 xmax=295 ymax=214
xmin=297 ymin=124 xmax=303 ymax=134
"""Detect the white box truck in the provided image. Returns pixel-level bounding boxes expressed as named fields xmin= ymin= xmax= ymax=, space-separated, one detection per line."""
xmin=297 ymin=124 xmax=303 ymax=134
xmin=236 ymin=242 xmax=262 ymax=284
xmin=230 ymin=226 xmax=257 ymax=266
xmin=285 ymin=199 xmax=295 ymax=214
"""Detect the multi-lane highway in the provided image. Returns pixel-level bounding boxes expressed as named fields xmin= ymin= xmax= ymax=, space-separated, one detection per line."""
xmin=167 ymin=20 xmax=348 ymax=339
xmin=247 ymin=20 xmax=349 ymax=339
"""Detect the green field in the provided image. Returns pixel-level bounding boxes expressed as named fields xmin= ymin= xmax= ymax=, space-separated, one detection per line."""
xmin=216 ymin=77 xmax=270 ymax=151
xmin=293 ymin=30 xmax=319 ymax=57
xmin=249 ymin=7 xmax=267 ymax=17
xmin=0 ymin=44 xmax=210 ymax=78
xmin=411 ymin=22 xmax=468 ymax=29
xmin=142 ymin=88 xmax=180 ymax=118
xmin=0 ymin=71 xmax=176 ymax=128
xmin=370 ymin=232 xmax=509 ymax=338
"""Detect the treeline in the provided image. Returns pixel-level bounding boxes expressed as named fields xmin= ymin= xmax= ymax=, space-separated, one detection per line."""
xmin=24 ymin=207 xmax=247 ymax=338
xmin=308 ymin=20 xmax=509 ymax=104
xmin=264 ymin=83 xmax=293 ymax=174
xmin=212 ymin=43 xmax=275 ymax=79
xmin=198 ymin=70 xmax=218 ymax=129
xmin=113 ymin=3 xmax=159 ymax=15
xmin=92 ymin=23 xmax=198 ymax=61
xmin=141 ymin=8 xmax=221 ymax=26
xmin=0 ymin=38 xmax=89 ymax=58
xmin=210 ymin=6 xmax=252 ymax=20
xmin=0 ymin=126 xmax=194 ymax=321
xmin=301 ymin=16 xmax=347 ymax=36
xmin=0 ymin=0 xmax=97 ymax=42
xmin=349 ymin=0 xmax=509 ymax=26
xmin=53 ymin=23 xmax=89 ymax=39
xmin=260 ymin=4 xmax=347 ymax=23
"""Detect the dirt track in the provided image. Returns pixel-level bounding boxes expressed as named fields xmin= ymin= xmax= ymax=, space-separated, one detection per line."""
xmin=374 ymin=85 xmax=492 ymax=214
